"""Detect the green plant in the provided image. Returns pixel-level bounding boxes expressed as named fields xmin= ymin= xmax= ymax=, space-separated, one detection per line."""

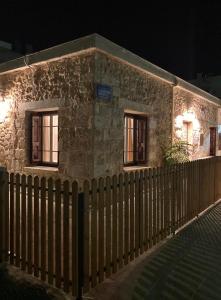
xmin=162 ymin=140 xmax=192 ymax=165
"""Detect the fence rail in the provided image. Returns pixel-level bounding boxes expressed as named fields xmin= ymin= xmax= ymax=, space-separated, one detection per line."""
xmin=0 ymin=157 xmax=221 ymax=298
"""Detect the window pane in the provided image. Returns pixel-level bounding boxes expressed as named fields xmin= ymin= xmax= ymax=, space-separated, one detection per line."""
xmin=43 ymin=115 xmax=50 ymax=126
xmin=43 ymin=127 xmax=50 ymax=151
xmin=43 ymin=151 xmax=50 ymax=162
xmin=52 ymin=152 xmax=58 ymax=163
xmin=53 ymin=115 xmax=58 ymax=127
xmin=124 ymin=116 xmax=134 ymax=163
xmin=32 ymin=115 xmax=41 ymax=162
xmin=32 ymin=145 xmax=41 ymax=161
xmin=127 ymin=128 xmax=134 ymax=162
xmin=52 ymin=126 xmax=58 ymax=151
xmin=32 ymin=118 xmax=40 ymax=142
xmin=136 ymin=119 xmax=146 ymax=162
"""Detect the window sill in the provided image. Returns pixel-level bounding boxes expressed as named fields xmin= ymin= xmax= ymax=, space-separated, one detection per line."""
xmin=24 ymin=166 xmax=59 ymax=174
xmin=123 ymin=166 xmax=150 ymax=172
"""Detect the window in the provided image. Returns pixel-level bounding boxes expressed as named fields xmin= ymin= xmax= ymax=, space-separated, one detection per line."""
xmin=210 ymin=127 xmax=216 ymax=156
xmin=31 ymin=112 xmax=58 ymax=166
xmin=124 ymin=114 xmax=147 ymax=165
xmin=218 ymin=125 xmax=221 ymax=150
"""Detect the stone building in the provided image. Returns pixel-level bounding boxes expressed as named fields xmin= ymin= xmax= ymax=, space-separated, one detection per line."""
xmin=0 ymin=34 xmax=220 ymax=182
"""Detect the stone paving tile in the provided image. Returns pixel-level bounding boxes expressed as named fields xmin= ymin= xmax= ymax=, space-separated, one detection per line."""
xmin=133 ymin=203 xmax=221 ymax=300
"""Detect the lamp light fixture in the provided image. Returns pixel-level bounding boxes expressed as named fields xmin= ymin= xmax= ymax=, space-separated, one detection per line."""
xmin=183 ymin=110 xmax=194 ymax=123
xmin=0 ymin=88 xmax=11 ymax=123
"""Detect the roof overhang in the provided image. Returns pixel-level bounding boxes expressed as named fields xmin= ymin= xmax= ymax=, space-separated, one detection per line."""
xmin=0 ymin=33 xmax=220 ymax=106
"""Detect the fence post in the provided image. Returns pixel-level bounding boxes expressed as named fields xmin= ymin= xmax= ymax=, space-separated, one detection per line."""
xmin=77 ymin=192 xmax=84 ymax=300
xmin=0 ymin=167 xmax=7 ymax=263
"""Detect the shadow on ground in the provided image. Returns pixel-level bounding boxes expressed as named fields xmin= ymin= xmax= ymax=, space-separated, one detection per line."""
xmin=134 ymin=204 xmax=221 ymax=299
xmin=0 ymin=263 xmax=68 ymax=300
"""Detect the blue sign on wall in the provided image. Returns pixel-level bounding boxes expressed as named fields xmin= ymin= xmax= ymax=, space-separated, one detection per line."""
xmin=96 ymin=84 xmax=113 ymax=101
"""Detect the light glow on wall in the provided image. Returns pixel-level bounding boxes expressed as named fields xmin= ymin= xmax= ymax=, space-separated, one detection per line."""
xmin=175 ymin=110 xmax=201 ymax=144
xmin=183 ymin=111 xmax=194 ymax=123
xmin=0 ymin=98 xmax=12 ymax=123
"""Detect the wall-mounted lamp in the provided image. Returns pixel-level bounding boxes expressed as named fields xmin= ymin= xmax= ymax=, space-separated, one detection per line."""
xmin=183 ymin=111 xmax=194 ymax=123
xmin=0 ymin=87 xmax=12 ymax=123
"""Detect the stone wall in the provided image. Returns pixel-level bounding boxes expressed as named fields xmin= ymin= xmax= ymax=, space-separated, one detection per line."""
xmin=0 ymin=48 xmax=219 ymax=182
xmin=173 ymin=87 xmax=218 ymax=159
xmin=0 ymin=51 xmax=95 ymax=182
xmin=94 ymin=51 xmax=173 ymax=177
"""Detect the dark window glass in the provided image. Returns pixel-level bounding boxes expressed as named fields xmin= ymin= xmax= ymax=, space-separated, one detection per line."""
xmin=124 ymin=114 xmax=147 ymax=165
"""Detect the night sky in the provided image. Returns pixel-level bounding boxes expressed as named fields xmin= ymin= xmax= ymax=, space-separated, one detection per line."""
xmin=1 ymin=1 xmax=221 ymax=80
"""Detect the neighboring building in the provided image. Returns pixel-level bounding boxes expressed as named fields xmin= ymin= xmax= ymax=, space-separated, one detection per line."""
xmin=0 ymin=34 xmax=220 ymax=183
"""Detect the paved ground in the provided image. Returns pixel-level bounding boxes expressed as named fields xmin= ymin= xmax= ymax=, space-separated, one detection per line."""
xmin=87 ymin=202 xmax=221 ymax=300
xmin=0 ymin=263 xmax=70 ymax=300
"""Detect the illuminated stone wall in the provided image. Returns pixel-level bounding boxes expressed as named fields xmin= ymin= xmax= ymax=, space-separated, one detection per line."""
xmin=173 ymin=86 xmax=218 ymax=159
xmin=94 ymin=51 xmax=173 ymax=177
xmin=0 ymin=49 xmax=219 ymax=181
xmin=0 ymin=52 xmax=95 ymax=182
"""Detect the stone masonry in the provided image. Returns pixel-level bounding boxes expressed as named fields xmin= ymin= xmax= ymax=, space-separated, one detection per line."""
xmin=0 ymin=34 xmax=220 ymax=182
xmin=94 ymin=51 xmax=173 ymax=177
xmin=0 ymin=51 xmax=95 ymax=182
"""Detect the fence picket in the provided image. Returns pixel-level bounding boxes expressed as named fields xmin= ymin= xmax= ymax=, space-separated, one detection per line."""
xmin=98 ymin=177 xmax=105 ymax=282
xmin=112 ymin=175 xmax=118 ymax=273
xmin=118 ymin=174 xmax=123 ymax=268
xmin=190 ymin=162 xmax=194 ymax=218
xmin=148 ymin=169 xmax=153 ymax=248
xmin=63 ymin=180 xmax=70 ymax=292
xmin=55 ymin=179 xmax=61 ymax=288
xmin=124 ymin=173 xmax=129 ymax=264
xmin=160 ymin=168 xmax=164 ymax=240
xmin=180 ymin=164 xmax=184 ymax=226
xmin=152 ymin=168 xmax=157 ymax=244
xmin=83 ymin=180 xmax=90 ymax=291
xmin=105 ymin=177 xmax=111 ymax=277
xmin=130 ymin=172 xmax=135 ymax=261
xmin=139 ymin=171 xmax=144 ymax=254
xmin=144 ymin=169 xmax=148 ymax=250
xmin=156 ymin=168 xmax=160 ymax=243
xmin=34 ymin=176 xmax=39 ymax=276
xmin=72 ymin=181 xmax=78 ymax=296
xmin=9 ymin=173 xmax=14 ymax=264
xmin=163 ymin=166 xmax=168 ymax=237
xmin=4 ymin=172 xmax=9 ymax=262
xmin=177 ymin=165 xmax=181 ymax=229
xmin=27 ymin=175 xmax=32 ymax=274
xmin=15 ymin=174 xmax=20 ymax=267
xmin=40 ymin=177 xmax=46 ymax=281
xmin=48 ymin=178 xmax=54 ymax=285
xmin=135 ymin=172 xmax=139 ymax=257
xmin=91 ymin=179 xmax=98 ymax=286
xmin=21 ymin=175 xmax=26 ymax=270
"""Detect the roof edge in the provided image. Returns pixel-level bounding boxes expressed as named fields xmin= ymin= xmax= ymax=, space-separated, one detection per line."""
xmin=0 ymin=33 xmax=220 ymax=106
xmin=176 ymin=77 xmax=221 ymax=106
xmin=94 ymin=34 xmax=175 ymax=84
xmin=0 ymin=33 xmax=97 ymax=74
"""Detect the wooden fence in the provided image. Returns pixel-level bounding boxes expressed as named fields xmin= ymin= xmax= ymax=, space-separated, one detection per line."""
xmin=0 ymin=157 xmax=221 ymax=299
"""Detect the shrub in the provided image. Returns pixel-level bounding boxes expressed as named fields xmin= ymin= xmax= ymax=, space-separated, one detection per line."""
xmin=162 ymin=140 xmax=192 ymax=165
